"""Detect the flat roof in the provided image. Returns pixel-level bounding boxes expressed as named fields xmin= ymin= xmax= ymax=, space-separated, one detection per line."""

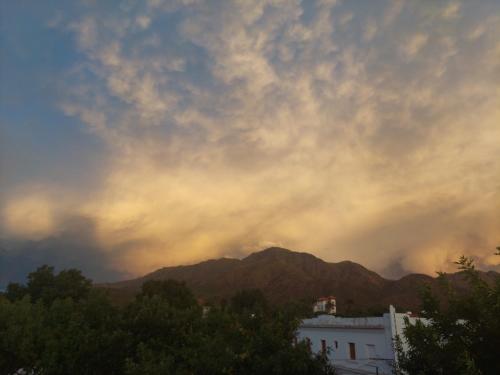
xmin=299 ymin=323 xmax=385 ymax=330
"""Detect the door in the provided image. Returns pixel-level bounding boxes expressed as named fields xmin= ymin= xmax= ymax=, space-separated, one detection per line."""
xmin=348 ymin=342 xmax=356 ymax=360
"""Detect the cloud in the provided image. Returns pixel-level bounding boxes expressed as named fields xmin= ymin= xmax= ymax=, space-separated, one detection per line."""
xmin=0 ymin=215 xmax=128 ymax=288
xmin=136 ymin=15 xmax=151 ymax=29
xmin=2 ymin=194 xmax=56 ymax=240
xmin=363 ymin=19 xmax=377 ymax=42
xmin=2 ymin=0 xmax=500 ymax=280
xmin=383 ymin=0 xmax=403 ymax=26
xmin=442 ymin=2 xmax=461 ymax=19
xmin=401 ymin=33 xmax=428 ymax=60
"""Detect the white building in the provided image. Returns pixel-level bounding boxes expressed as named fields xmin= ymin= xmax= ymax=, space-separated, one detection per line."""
xmin=313 ymin=296 xmax=337 ymax=315
xmin=297 ymin=306 xmax=423 ymax=375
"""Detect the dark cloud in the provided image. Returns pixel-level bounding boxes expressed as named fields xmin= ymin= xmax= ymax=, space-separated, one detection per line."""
xmin=0 ymin=215 xmax=128 ymax=289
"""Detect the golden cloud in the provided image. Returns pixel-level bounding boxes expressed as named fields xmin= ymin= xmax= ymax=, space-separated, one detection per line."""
xmin=3 ymin=0 xmax=500 ymax=278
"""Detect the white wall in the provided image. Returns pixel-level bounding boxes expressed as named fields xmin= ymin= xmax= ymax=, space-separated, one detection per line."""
xmin=297 ymin=314 xmax=397 ymax=374
xmin=297 ymin=308 xmax=429 ymax=374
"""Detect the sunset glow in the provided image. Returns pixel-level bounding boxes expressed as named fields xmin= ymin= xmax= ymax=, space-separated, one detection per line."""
xmin=1 ymin=0 xmax=499 ymax=283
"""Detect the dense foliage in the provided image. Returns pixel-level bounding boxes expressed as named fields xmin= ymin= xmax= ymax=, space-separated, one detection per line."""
xmin=0 ymin=267 xmax=334 ymax=375
xmin=397 ymin=250 xmax=500 ymax=375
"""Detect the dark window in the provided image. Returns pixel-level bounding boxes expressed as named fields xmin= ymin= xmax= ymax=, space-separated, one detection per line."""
xmin=334 ymin=340 xmax=338 ymax=349
xmin=321 ymin=339 xmax=326 ymax=354
xmin=306 ymin=338 xmax=312 ymax=351
xmin=349 ymin=342 xmax=356 ymax=360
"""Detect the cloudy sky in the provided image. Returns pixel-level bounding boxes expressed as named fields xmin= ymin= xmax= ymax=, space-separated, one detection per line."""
xmin=1 ymin=0 xmax=499 ymax=285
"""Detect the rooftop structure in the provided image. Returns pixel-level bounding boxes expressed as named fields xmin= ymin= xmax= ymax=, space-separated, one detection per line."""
xmin=313 ymin=296 xmax=337 ymax=315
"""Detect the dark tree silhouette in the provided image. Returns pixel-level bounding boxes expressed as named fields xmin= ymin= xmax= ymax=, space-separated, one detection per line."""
xmin=397 ymin=250 xmax=500 ymax=375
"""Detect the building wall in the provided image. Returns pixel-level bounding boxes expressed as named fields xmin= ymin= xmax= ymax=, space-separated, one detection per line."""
xmin=297 ymin=309 xmax=408 ymax=375
xmin=298 ymin=327 xmax=394 ymax=374
xmin=298 ymin=326 xmax=392 ymax=360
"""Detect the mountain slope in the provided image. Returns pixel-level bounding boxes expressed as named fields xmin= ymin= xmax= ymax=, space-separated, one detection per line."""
xmin=102 ymin=247 xmax=498 ymax=313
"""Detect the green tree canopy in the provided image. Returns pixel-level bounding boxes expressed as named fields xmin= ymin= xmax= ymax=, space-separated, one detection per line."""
xmin=229 ymin=288 xmax=268 ymax=315
xmin=397 ymin=250 xmax=500 ymax=375
xmin=138 ymin=279 xmax=197 ymax=309
xmin=1 ymin=271 xmax=335 ymax=374
xmin=5 ymin=265 xmax=91 ymax=304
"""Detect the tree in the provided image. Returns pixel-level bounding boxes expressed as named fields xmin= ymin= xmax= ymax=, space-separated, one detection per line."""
xmin=1 ymin=269 xmax=336 ymax=374
xmin=53 ymin=268 xmax=92 ymax=301
xmin=123 ymin=287 xmax=336 ymax=374
xmin=1 ymin=266 xmax=127 ymax=375
xmin=397 ymin=250 xmax=500 ymax=375
xmin=4 ymin=282 xmax=27 ymax=302
xmin=229 ymin=289 xmax=268 ymax=315
xmin=138 ymin=279 xmax=197 ymax=309
xmin=5 ymin=265 xmax=92 ymax=304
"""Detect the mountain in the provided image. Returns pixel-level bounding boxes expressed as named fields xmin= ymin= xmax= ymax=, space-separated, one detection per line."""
xmin=101 ymin=247 xmax=499 ymax=313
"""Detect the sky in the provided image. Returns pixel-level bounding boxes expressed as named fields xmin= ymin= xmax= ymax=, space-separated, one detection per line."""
xmin=1 ymin=0 xmax=499 ymax=285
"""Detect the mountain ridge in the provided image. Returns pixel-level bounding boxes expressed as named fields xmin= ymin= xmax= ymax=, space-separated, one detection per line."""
xmin=101 ymin=247 xmax=499 ymax=312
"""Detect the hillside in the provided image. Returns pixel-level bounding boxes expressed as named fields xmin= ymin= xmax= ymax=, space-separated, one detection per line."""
xmin=101 ymin=247 xmax=499 ymax=313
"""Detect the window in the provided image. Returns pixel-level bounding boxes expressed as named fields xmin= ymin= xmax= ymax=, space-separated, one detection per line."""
xmin=306 ymin=338 xmax=312 ymax=351
xmin=348 ymin=342 xmax=356 ymax=360
xmin=366 ymin=344 xmax=376 ymax=359
xmin=321 ymin=339 xmax=327 ymax=355
xmin=334 ymin=340 xmax=338 ymax=349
